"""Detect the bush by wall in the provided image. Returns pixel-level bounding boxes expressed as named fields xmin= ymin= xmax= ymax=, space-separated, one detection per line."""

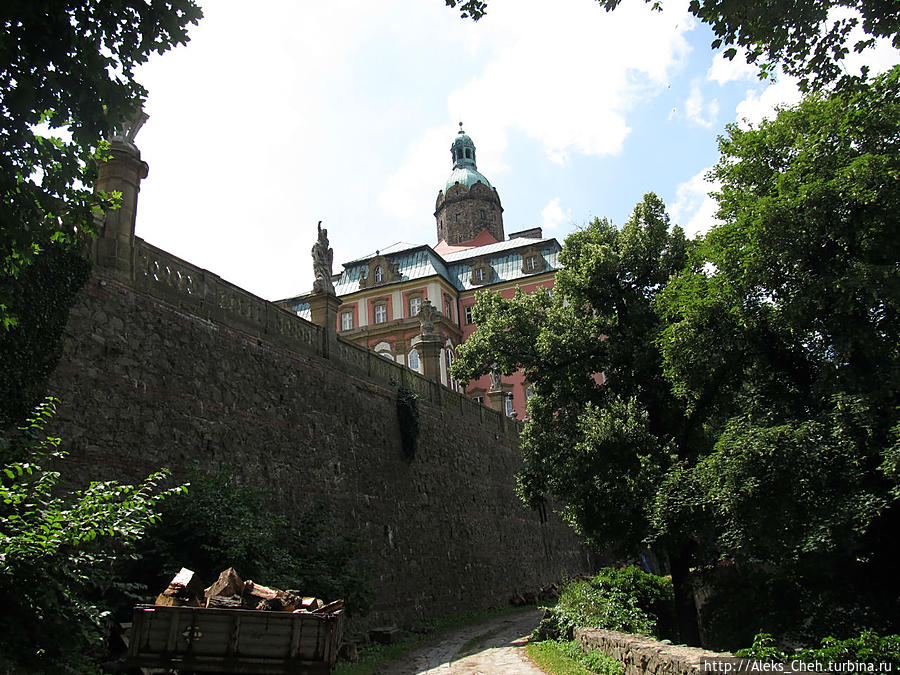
xmin=533 ymin=566 xmax=676 ymax=642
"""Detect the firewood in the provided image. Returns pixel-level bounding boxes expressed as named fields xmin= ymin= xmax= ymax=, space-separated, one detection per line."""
xmin=257 ymin=597 xmax=285 ymax=611
xmin=312 ymin=599 xmax=344 ymax=614
xmin=155 ymin=593 xmax=185 ymax=607
xmin=241 ymin=580 xmax=283 ymax=609
xmin=281 ymin=591 xmax=303 ymax=612
xmin=299 ymin=597 xmax=322 ymax=612
xmin=204 ymin=567 xmax=244 ymax=599
xmin=206 ymin=595 xmax=243 ymax=609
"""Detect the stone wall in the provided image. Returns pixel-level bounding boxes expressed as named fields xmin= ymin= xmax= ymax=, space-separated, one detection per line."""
xmin=45 ymin=247 xmax=589 ymax=630
xmin=575 ymin=628 xmax=739 ymax=675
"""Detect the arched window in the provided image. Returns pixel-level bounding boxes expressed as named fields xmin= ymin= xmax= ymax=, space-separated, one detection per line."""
xmin=408 ymin=349 xmax=420 ymax=373
xmin=373 ymin=265 xmax=384 ymax=283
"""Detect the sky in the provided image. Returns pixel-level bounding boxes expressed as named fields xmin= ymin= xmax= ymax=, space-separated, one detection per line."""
xmin=131 ymin=0 xmax=899 ymax=301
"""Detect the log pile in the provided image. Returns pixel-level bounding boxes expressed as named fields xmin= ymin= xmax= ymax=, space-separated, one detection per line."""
xmin=154 ymin=567 xmax=343 ymax=614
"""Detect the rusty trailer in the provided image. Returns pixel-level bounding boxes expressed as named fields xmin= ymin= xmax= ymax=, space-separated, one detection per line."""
xmin=127 ymin=604 xmax=345 ymax=674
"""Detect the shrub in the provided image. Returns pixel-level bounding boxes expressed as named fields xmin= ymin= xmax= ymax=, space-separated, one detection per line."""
xmin=533 ymin=566 xmax=676 ymax=641
xmin=737 ymin=631 xmax=900 ymax=667
xmin=131 ymin=464 xmax=371 ymax=615
xmin=0 ymin=399 xmax=183 ymax=673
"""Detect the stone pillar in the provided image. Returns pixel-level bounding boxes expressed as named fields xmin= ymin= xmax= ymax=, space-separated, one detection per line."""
xmin=92 ymin=136 xmax=149 ymax=281
xmin=417 ymin=334 xmax=443 ymax=383
xmin=487 ymin=389 xmax=506 ymax=414
xmin=307 ymin=291 xmax=342 ymax=356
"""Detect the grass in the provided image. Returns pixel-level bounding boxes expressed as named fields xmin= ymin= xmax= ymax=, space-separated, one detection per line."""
xmin=333 ymin=604 xmax=530 ymax=675
xmin=527 ymin=639 xmax=625 ymax=675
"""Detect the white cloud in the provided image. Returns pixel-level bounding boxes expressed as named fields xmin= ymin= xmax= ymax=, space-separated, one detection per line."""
xmin=670 ymin=167 xmax=721 ymax=238
xmin=385 ymin=0 xmax=694 ymax=197
xmin=735 ymin=75 xmax=803 ymax=129
xmin=540 ymin=198 xmax=572 ymax=233
xmin=707 ymin=48 xmax=758 ymax=85
xmin=684 ymin=80 xmax=719 ymax=127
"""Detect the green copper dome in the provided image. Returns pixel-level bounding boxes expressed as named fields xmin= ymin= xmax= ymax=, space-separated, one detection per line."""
xmin=443 ymin=123 xmax=493 ymax=192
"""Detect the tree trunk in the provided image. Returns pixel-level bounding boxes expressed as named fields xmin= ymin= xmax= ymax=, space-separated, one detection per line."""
xmin=668 ymin=544 xmax=701 ymax=646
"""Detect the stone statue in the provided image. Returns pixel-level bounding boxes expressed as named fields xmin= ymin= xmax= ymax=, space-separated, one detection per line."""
xmin=112 ymin=108 xmax=149 ymax=144
xmin=489 ymin=364 xmax=502 ymax=391
xmin=419 ymin=299 xmax=438 ymax=334
xmin=311 ymin=221 xmax=335 ymax=295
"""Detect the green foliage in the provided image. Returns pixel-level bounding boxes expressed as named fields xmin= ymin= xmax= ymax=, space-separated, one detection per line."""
xmin=736 ymin=631 xmax=900 ymax=667
xmin=448 ymin=0 xmax=898 ymax=91
xmin=133 ymin=465 xmax=370 ymax=615
xmin=656 ymin=67 xmax=900 ymax=585
xmin=0 ymin=240 xmax=91 ymax=428
xmin=0 ymin=399 xmax=184 ymax=673
xmin=396 ymin=385 xmax=420 ymax=461
xmin=533 ymin=567 xmax=675 ymax=642
xmin=0 ymin=0 xmax=202 ymax=327
xmin=528 ymin=639 xmax=625 ymax=675
xmin=454 ymin=195 xmax=689 ymax=558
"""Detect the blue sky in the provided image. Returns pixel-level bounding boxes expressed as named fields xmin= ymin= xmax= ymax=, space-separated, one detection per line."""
xmin=132 ymin=0 xmax=898 ymax=301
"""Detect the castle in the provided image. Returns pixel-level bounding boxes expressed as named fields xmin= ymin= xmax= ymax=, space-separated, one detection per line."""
xmin=279 ymin=124 xmax=561 ymax=419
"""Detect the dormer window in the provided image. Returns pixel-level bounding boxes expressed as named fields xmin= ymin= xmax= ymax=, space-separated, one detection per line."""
xmin=470 ymin=261 xmax=492 ymax=285
xmin=520 ymin=248 xmax=546 ymax=274
xmin=374 ymin=265 xmax=384 ymax=283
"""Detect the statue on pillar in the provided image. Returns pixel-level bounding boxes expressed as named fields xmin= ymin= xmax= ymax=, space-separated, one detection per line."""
xmin=110 ymin=108 xmax=149 ymax=146
xmin=419 ymin=299 xmax=439 ymax=335
xmin=489 ymin=364 xmax=502 ymax=392
xmin=311 ymin=221 xmax=335 ymax=295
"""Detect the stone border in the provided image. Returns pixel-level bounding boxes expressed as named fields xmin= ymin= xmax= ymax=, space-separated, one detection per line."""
xmin=575 ymin=628 xmax=737 ymax=675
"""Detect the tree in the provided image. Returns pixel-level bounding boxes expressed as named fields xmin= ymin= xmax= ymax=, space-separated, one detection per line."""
xmin=0 ymin=0 xmax=202 ymax=328
xmin=0 ymin=400 xmax=185 ymax=673
xmin=653 ymin=66 xmax=900 ymax=641
xmin=452 ymin=193 xmax=703 ymax=642
xmin=444 ymin=0 xmax=899 ymax=91
xmin=452 ymin=67 xmax=900 ymax=646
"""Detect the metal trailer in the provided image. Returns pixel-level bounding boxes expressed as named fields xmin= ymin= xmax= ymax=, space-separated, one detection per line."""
xmin=127 ymin=604 xmax=345 ymax=674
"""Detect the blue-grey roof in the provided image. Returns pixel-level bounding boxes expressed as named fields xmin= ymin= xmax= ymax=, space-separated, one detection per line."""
xmin=282 ymin=236 xmax=561 ymax=316
xmin=334 ymin=244 xmax=453 ymax=295
xmin=443 ymin=166 xmax=493 ymax=193
xmin=446 ymin=238 xmax=561 ymax=291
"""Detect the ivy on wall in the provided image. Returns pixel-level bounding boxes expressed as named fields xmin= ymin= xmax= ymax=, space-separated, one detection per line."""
xmin=0 ymin=242 xmax=91 ymax=429
xmin=396 ymin=385 xmax=420 ymax=461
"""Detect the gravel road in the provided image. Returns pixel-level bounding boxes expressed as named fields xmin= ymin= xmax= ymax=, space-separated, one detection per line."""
xmin=374 ymin=608 xmax=549 ymax=674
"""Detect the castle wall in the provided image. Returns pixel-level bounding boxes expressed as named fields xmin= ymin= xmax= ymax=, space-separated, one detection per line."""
xmin=45 ymin=239 xmax=589 ymax=629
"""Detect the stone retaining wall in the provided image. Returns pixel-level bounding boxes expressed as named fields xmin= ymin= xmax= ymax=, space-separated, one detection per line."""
xmin=575 ymin=628 xmax=737 ymax=675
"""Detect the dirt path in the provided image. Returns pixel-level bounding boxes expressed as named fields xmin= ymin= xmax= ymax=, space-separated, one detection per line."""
xmin=375 ymin=608 xmax=549 ymax=674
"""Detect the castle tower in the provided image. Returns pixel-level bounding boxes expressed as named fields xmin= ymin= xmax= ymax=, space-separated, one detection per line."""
xmin=434 ymin=124 xmax=504 ymax=245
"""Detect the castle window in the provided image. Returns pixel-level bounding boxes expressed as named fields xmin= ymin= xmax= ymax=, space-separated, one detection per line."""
xmin=443 ymin=294 xmax=452 ymax=320
xmin=374 ymin=265 xmax=384 ymax=283
xmin=408 ymin=348 xmax=420 ymax=373
xmin=464 ymin=305 xmax=473 ymax=325
xmin=409 ymin=296 xmax=421 ymax=317
xmin=480 ymin=209 xmax=486 ymax=220
xmin=374 ymin=303 xmax=388 ymax=324
xmin=455 ymin=213 xmax=461 ymax=222
xmin=340 ymin=312 xmax=353 ymax=331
